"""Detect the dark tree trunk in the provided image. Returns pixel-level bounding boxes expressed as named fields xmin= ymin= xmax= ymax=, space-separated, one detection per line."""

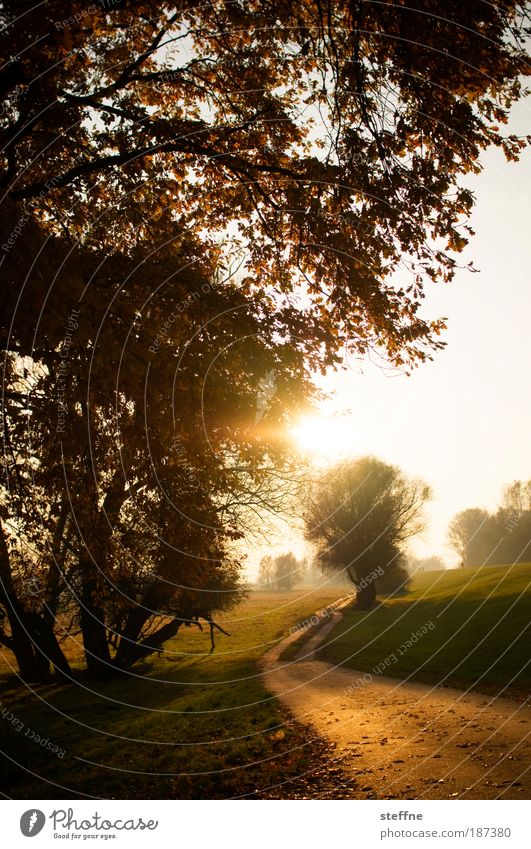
xmin=80 ymin=569 xmax=112 ymax=678
xmin=113 ymin=582 xmax=159 ymax=668
xmin=113 ymin=605 xmax=152 ymax=669
xmin=27 ymin=612 xmax=73 ymax=682
xmin=0 ymin=523 xmax=51 ymax=682
xmin=117 ymin=618 xmax=182 ymax=668
xmin=114 ymin=585 xmax=181 ymax=669
xmin=4 ymin=606 xmax=51 ymax=682
xmin=356 ymin=580 xmax=377 ymax=610
xmin=78 ymin=471 xmax=132 ymax=677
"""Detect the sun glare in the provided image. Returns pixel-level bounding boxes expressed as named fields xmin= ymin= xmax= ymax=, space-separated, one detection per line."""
xmin=290 ymin=414 xmax=355 ymax=464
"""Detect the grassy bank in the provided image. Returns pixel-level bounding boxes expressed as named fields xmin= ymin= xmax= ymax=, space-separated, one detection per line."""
xmin=0 ymin=587 xmax=342 ymax=799
xmin=307 ymin=564 xmax=530 ymax=696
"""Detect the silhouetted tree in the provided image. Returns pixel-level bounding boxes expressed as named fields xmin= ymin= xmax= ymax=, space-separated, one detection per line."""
xmin=258 ymin=552 xmax=303 ymax=591
xmin=448 ymin=509 xmax=494 ymax=567
xmin=448 ymin=482 xmax=531 ymax=568
xmin=258 ymin=556 xmax=275 ymax=591
xmin=305 ymin=457 xmax=430 ymax=609
xmin=408 ymin=555 xmax=446 ymax=573
xmin=272 ymin=553 xmax=302 ymax=592
xmin=0 ymin=218 xmax=308 ymax=678
xmin=2 ymin=1 xmax=530 ymax=370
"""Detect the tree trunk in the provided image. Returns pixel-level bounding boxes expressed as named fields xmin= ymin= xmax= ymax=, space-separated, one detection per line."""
xmin=4 ymin=605 xmax=51 ymax=681
xmin=0 ymin=523 xmax=51 ymax=682
xmin=114 ymin=585 xmax=175 ymax=669
xmin=80 ymin=569 xmax=112 ymax=678
xmin=356 ymin=580 xmax=377 ymax=610
xmin=78 ymin=470 xmax=132 ymax=677
xmin=27 ymin=612 xmax=73 ymax=682
xmin=116 ymin=618 xmax=182 ymax=668
xmin=113 ymin=606 xmax=152 ymax=669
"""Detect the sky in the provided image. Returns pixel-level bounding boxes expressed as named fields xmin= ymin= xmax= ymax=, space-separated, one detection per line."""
xmin=247 ymin=98 xmax=531 ymax=574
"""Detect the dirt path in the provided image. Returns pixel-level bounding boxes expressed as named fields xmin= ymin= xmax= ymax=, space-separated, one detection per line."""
xmin=261 ymin=608 xmax=530 ymax=800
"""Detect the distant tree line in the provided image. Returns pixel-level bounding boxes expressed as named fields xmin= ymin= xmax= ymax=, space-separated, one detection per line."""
xmin=407 ymin=555 xmax=446 ymax=574
xmin=258 ymin=553 xmax=306 ymax=593
xmin=448 ymin=480 xmax=531 ymax=567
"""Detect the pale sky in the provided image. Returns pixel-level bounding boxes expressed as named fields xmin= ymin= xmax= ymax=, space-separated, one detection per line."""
xmin=247 ymin=98 xmax=531 ymax=574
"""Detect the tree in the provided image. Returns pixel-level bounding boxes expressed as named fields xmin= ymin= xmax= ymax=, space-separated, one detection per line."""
xmin=0 ymin=213 xmax=309 ymax=678
xmin=501 ymin=480 xmax=531 ymax=515
xmin=496 ymin=480 xmax=531 ymax=564
xmin=272 ymin=552 xmax=302 ymax=592
xmin=408 ymin=555 xmax=446 ymax=573
xmin=305 ymin=457 xmax=430 ymax=608
xmin=258 ymin=552 xmax=303 ymax=591
xmin=258 ymin=556 xmax=275 ymax=591
xmin=448 ymin=482 xmax=531 ymax=568
xmin=448 ymin=508 xmax=501 ymax=567
xmin=1 ymin=1 xmax=529 ymax=370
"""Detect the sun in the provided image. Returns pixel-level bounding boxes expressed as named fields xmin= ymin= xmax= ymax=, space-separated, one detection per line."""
xmin=289 ymin=413 xmax=355 ymax=463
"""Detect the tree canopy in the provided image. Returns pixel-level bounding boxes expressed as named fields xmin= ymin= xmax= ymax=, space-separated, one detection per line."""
xmin=258 ymin=551 xmax=303 ymax=591
xmin=0 ymin=211 xmax=313 ymax=678
xmin=448 ymin=480 xmax=531 ymax=568
xmin=2 ymin=1 xmax=530 ymax=367
xmin=305 ymin=456 xmax=430 ymax=608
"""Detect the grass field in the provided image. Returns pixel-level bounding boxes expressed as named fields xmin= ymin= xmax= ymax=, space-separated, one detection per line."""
xmin=299 ymin=564 xmax=530 ymax=696
xmin=2 ymin=566 xmax=529 ymax=799
xmin=0 ymin=587 xmax=342 ymax=800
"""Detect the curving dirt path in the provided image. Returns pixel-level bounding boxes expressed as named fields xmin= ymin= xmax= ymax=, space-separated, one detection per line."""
xmin=260 ymin=607 xmax=531 ymax=800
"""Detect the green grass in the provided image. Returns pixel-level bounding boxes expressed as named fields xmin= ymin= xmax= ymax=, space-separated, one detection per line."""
xmin=310 ymin=564 xmax=531 ymax=695
xmin=0 ymin=587 xmax=341 ymax=799
xmin=3 ymin=567 xmax=529 ymax=799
